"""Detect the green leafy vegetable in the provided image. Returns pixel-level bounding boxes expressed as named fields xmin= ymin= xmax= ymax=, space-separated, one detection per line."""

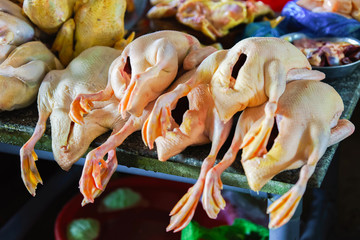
xmin=181 ymin=219 xmax=269 ymax=240
xmin=102 ymin=188 xmax=142 ymax=211
xmin=67 ymin=218 xmax=100 ymax=240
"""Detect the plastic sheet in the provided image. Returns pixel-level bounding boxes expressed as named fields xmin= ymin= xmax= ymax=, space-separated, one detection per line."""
xmin=242 ymin=20 xmax=286 ymax=39
xmin=181 ymin=219 xmax=269 ymax=240
xmin=280 ymin=1 xmax=360 ymax=39
xmin=241 ymin=1 xmax=360 ymax=39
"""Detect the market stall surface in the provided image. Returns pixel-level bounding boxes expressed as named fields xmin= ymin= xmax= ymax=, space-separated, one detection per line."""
xmin=0 ymin=66 xmax=359 ymax=240
xmin=1 ymin=1 xmax=360 ymax=239
xmin=0 ymin=104 xmax=359 ymax=239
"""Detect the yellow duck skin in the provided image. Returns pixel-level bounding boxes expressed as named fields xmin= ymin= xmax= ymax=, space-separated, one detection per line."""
xmin=199 ymin=80 xmax=354 ymax=229
xmin=38 ymin=0 xmax=132 ymax=65
xmin=20 ymin=46 xmax=125 ymax=196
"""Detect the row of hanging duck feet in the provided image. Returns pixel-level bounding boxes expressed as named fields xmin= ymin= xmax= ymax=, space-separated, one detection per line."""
xmin=13 ymin=30 xmax=354 ymax=230
xmin=0 ymin=0 xmax=355 ymax=232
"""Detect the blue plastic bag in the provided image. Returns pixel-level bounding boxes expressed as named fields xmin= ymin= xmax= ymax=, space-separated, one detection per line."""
xmin=280 ymin=1 xmax=360 ymax=38
xmin=241 ymin=0 xmax=360 ymax=39
xmin=242 ymin=19 xmax=286 ymax=39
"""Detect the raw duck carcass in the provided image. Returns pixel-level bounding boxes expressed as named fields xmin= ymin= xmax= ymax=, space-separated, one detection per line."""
xmin=23 ymin=0 xmax=76 ymax=34
xmin=69 ymin=30 xmax=216 ymax=125
xmin=77 ymin=45 xmax=217 ymax=206
xmin=155 ymin=69 xmax=233 ymax=233
xmin=200 ymin=80 xmax=354 ymax=229
xmin=0 ymin=41 xmax=63 ymax=111
xmin=20 ymin=46 xmax=126 ymax=196
xmin=143 ymin=37 xmax=325 ymax=161
xmin=147 ymin=0 xmax=273 ymax=40
xmin=23 ymin=0 xmax=133 ymax=65
xmin=0 ymin=0 xmax=35 ymax=46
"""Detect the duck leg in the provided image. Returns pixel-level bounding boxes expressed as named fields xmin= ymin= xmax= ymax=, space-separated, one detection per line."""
xmin=69 ymin=83 xmax=115 ymax=125
xmin=201 ymin=109 xmax=256 ymax=219
xmin=240 ymin=60 xmax=285 ymax=160
xmin=143 ymin=51 xmax=225 ymax=149
xmin=166 ymin=112 xmax=232 ymax=232
xmin=119 ymin=38 xmax=178 ymax=118
xmin=80 ymin=148 xmax=118 ymax=206
xmin=20 ymin=111 xmax=50 ymax=196
xmin=241 ymin=66 xmax=324 ymax=160
xmin=267 ymin=163 xmax=316 ymax=228
xmin=51 ymin=19 xmax=75 ymax=66
xmin=80 ymin=104 xmax=151 ymax=204
xmin=267 ymin=124 xmax=335 ymax=229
